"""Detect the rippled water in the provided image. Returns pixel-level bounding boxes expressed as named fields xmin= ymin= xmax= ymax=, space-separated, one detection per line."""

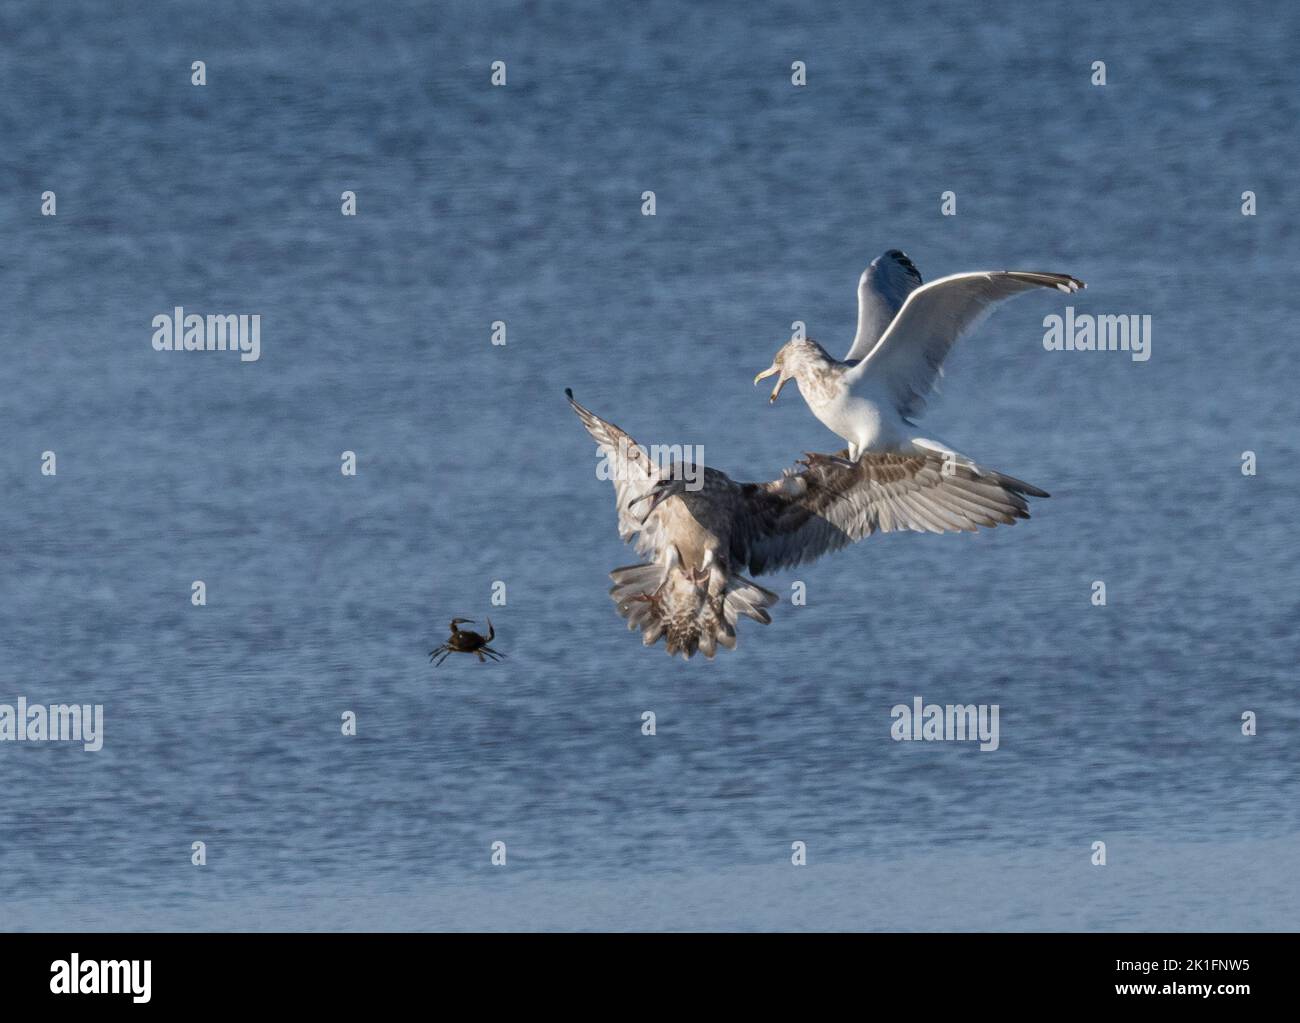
xmin=1 ymin=0 xmax=1297 ymax=931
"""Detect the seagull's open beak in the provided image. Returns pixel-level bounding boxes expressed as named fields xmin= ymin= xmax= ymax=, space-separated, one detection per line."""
xmin=628 ymin=480 xmax=680 ymax=521
xmin=754 ymin=365 xmax=788 ymax=403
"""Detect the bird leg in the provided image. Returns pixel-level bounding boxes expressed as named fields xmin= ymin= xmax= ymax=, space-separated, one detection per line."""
xmin=798 ymin=451 xmax=856 ymax=471
xmin=691 ymin=549 xmax=711 ymax=585
xmin=629 ymin=569 xmax=671 ymax=606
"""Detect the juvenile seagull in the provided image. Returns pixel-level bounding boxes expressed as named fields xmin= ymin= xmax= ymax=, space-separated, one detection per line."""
xmin=567 ymin=388 xmax=1046 ymax=660
xmin=755 ymin=251 xmax=1084 ymax=464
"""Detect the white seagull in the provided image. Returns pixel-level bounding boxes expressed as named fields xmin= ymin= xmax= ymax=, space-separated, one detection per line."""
xmin=755 ymin=250 xmax=1085 ymax=465
xmin=568 ymin=388 xmax=1047 ymax=660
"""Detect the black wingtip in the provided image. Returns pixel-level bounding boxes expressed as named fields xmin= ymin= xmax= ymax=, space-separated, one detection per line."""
xmin=564 ymin=387 xmax=574 ymax=400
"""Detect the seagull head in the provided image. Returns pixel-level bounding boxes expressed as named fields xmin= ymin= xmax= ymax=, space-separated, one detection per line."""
xmin=627 ymin=476 xmax=688 ymax=522
xmin=755 ymin=339 xmax=826 ymax=403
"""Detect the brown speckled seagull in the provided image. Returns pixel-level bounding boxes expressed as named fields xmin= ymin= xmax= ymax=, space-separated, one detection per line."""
xmin=567 ymin=388 xmax=1048 ymax=660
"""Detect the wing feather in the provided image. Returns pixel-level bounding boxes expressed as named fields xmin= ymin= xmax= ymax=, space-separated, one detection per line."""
xmin=732 ymin=451 xmax=1049 ymax=575
xmin=566 ymin=389 xmax=664 ymax=558
xmin=848 ymin=270 xmax=1084 ymax=418
xmin=843 ymin=249 xmax=924 ymax=362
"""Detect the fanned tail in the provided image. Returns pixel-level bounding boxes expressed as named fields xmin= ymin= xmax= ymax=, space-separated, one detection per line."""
xmin=609 ymin=562 xmax=778 ymax=660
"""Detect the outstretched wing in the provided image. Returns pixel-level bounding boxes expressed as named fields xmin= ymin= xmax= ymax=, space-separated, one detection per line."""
xmin=566 ymin=389 xmax=665 ymax=558
xmin=848 ymin=270 xmax=1084 ymax=419
xmin=843 ymin=249 xmax=924 ymax=362
xmin=732 ymin=451 xmax=1049 ymax=575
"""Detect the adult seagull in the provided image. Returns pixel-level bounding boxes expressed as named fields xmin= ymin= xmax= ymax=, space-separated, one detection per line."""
xmin=567 ymin=388 xmax=1047 ymax=660
xmin=755 ymin=251 xmax=1084 ymax=463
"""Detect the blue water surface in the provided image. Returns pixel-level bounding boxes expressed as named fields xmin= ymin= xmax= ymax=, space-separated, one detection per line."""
xmin=1 ymin=0 xmax=1297 ymax=930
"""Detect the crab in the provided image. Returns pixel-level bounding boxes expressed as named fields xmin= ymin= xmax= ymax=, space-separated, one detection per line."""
xmin=429 ymin=618 xmax=506 ymax=666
